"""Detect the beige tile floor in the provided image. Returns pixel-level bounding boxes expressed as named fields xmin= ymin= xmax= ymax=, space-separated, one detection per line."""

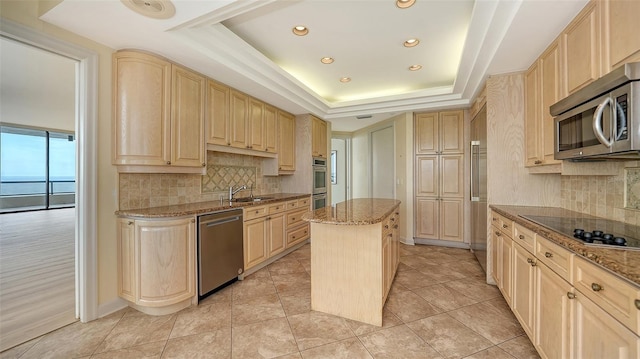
xmin=1 ymin=243 xmax=540 ymax=359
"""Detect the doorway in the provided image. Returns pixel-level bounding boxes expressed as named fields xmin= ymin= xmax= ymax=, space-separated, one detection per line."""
xmin=330 ymin=137 xmax=349 ymax=205
xmin=0 ymin=19 xmax=98 ymax=350
xmin=370 ymin=125 xmax=395 ymax=199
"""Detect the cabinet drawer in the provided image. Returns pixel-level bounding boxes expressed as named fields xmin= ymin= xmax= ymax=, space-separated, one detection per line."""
xmin=513 ymin=223 xmax=536 ymax=253
xmin=268 ymin=202 xmax=287 ymax=215
xmin=536 ymin=236 xmax=573 ymax=282
xmin=244 ymin=205 xmax=268 ymax=221
xmin=287 ymin=224 xmax=309 ymax=247
xmin=298 ymin=197 xmax=311 ymax=209
xmin=286 ymin=200 xmax=299 ymax=210
xmin=491 ymin=212 xmax=513 ymax=237
xmin=573 ymin=256 xmax=640 ymax=335
xmin=286 ymin=209 xmax=306 ymax=227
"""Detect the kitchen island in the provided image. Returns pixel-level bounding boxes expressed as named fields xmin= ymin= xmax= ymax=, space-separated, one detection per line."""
xmin=302 ymin=198 xmax=401 ymax=326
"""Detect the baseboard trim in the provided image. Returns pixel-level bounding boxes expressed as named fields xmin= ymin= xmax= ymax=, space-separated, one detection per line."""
xmin=414 ymin=238 xmax=470 ymax=249
xmin=97 ymin=297 xmax=128 ymax=319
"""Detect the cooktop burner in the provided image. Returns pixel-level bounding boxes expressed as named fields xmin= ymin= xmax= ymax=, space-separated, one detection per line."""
xmin=519 ymin=215 xmax=640 ymax=249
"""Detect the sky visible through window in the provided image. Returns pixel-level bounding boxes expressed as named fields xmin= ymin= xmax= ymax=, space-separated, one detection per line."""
xmin=1 ymin=127 xmax=76 ymax=196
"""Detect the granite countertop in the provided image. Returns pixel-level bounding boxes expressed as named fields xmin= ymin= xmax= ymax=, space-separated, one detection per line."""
xmin=116 ymin=193 xmax=310 ymax=218
xmin=490 ymin=205 xmax=640 ymax=287
xmin=302 ymin=198 xmax=401 ymax=225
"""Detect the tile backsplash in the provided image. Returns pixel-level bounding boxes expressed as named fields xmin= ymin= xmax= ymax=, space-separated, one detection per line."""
xmin=118 ymin=152 xmax=280 ymax=210
xmin=561 ymin=169 xmax=640 ymax=226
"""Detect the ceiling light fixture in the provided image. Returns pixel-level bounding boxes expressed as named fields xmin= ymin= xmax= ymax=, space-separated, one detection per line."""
xmin=409 ymin=64 xmax=422 ymax=71
xmin=120 ymin=0 xmax=176 ymax=19
xmin=396 ymin=0 xmax=416 ymax=9
xmin=321 ymin=57 xmax=334 ymax=64
xmin=340 ymin=77 xmax=351 ymax=83
xmin=404 ymin=38 xmax=420 ymax=47
xmin=292 ymin=25 xmax=309 ymax=36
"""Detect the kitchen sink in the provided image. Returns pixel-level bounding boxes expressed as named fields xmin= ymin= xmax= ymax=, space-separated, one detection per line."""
xmin=233 ymin=196 xmax=273 ymax=203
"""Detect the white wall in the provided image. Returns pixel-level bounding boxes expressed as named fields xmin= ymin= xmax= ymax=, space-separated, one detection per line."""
xmin=1 ymin=37 xmax=75 ymax=132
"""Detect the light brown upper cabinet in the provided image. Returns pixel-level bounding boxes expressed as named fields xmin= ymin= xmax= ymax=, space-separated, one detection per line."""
xmin=415 ymin=110 xmax=464 ymax=155
xmin=206 ymin=80 xmax=230 ymax=146
xmin=229 ymin=90 xmax=249 ymax=149
xmin=524 ymin=39 xmax=561 ymax=167
xmin=278 ymin=110 xmax=296 ymax=173
xmin=264 ymin=105 xmax=278 ymax=153
xmin=248 ymin=98 xmax=266 ymax=152
xmin=562 ymin=1 xmax=601 ymax=95
xmin=312 ymin=116 xmax=328 ymax=158
xmin=605 ymin=0 xmax=640 ymax=71
xmin=113 ymin=50 xmax=205 ymax=172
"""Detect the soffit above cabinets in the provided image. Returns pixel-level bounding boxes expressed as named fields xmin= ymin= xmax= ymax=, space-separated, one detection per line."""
xmin=40 ymin=0 xmax=588 ymax=132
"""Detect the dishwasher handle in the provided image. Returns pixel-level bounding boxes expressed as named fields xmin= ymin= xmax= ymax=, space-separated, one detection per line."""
xmin=202 ymin=215 xmax=241 ymax=227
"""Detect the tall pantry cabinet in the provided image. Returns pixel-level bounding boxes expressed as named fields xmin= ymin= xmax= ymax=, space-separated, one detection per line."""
xmin=414 ymin=110 xmax=465 ymax=243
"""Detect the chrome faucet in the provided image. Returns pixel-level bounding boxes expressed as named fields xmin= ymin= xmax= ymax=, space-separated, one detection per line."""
xmin=229 ymin=185 xmax=247 ymax=201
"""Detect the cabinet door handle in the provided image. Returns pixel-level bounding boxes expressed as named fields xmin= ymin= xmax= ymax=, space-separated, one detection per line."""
xmin=393 ymin=225 xmax=398 ymax=229
xmin=384 ymin=225 xmax=389 ymax=229
xmin=202 ymin=163 xmax=206 ymax=167
xmin=495 ymin=231 xmax=502 ymax=236
xmin=567 ymin=292 xmax=576 ymax=299
xmin=534 ymin=160 xmax=542 ymax=165
xmin=492 ymin=217 xmax=497 ymax=221
xmin=635 ymin=299 xmax=640 ymax=310
xmin=591 ymin=283 xmax=603 ymax=292
xmin=545 ymin=252 xmax=553 ymax=258
xmin=502 ymin=224 xmax=508 ymax=229
xmin=518 ymin=235 xmax=525 ymax=240
xmin=127 ymin=221 xmax=133 ymax=225
xmin=166 ymin=161 xmax=171 ymax=165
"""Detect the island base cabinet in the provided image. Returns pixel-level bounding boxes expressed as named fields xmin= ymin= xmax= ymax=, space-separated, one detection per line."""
xmin=117 ymin=217 xmax=196 ymax=316
xmin=573 ymin=292 xmax=639 ymax=359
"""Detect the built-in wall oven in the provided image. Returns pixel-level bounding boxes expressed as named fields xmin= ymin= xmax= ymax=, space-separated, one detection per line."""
xmin=313 ymin=193 xmax=327 ymax=210
xmin=313 ymin=157 xmax=327 ymax=194
xmin=312 ymin=157 xmax=327 ymax=209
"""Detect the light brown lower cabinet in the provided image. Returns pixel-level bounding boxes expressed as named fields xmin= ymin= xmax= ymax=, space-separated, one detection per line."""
xmin=117 ymin=216 xmax=196 ymax=315
xmin=512 ymin=242 xmax=536 ymax=339
xmin=492 ymin=212 xmax=640 ymax=359
xmin=243 ymin=197 xmax=310 ymax=271
xmin=573 ymin=290 xmax=639 ymax=358
xmin=535 ymin=261 xmax=572 ymax=359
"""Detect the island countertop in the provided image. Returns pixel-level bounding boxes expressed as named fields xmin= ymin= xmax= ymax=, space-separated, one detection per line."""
xmin=115 ymin=193 xmax=310 ymax=218
xmin=302 ymin=198 xmax=401 ymax=225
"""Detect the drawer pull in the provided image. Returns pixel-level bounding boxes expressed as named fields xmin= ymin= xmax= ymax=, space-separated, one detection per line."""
xmin=304 ymin=230 xmax=308 ymax=234
xmin=635 ymin=299 xmax=640 ymax=310
xmin=495 ymin=231 xmax=502 ymax=236
xmin=527 ymin=258 xmax=533 ymax=264
xmin=492 ymin=217 xmax=497 ymax=221
xmin=591 ymin=283 xmax=603 ymax=292
xmin=545 ymin=252 xmax=553 ymax=258
xmin=292 ymin=217 xmax=296 ymax=221
xmin=385 ymin=225 xmax=389 ymax=229
xmin=127 ymin=221 xmax=133 ymax=225
xmin=502 ymin=224 xmax=508 ymax=229
xmin=567 ymin=292 xmax=576 ymax=299
xmin=518 ymin=235 xmax=525 ymax=240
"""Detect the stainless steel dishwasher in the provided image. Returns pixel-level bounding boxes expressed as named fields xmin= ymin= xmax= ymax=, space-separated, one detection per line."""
xmin=197 ymin=209 xmax=243 ymax=300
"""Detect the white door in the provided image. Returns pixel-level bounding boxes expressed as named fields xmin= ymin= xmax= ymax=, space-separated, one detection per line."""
xmin=371 ymin=126 xmax=394 ymax=199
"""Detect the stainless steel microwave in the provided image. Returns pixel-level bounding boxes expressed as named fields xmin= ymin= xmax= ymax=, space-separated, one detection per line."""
xmin=551 ymin=62 xmax=640 ymax=160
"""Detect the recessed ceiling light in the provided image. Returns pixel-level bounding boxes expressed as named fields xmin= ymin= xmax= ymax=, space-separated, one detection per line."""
xmin=409 ymin=64 xmax=422 ymax=71
xmin=404 ymin=38 xmax=420 ymax=47
xmin=396 ymin=0 xmax=416 ymax=9
xmin=340 ymin=77 xmax=351 ymax=83
xmin=321 ymin=57 xmax=334 ymax=64
xmin=292 ymin=25 xmax=309 ymax=36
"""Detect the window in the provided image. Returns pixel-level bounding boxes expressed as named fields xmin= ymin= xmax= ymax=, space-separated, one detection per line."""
xmin=0 ymin=125 xmax=76 ymax=212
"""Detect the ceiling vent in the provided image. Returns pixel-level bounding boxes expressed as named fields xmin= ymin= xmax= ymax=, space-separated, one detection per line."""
xmin=121 ymin=0 xmax=176 ymax=19
xmin=356 ymin=115 xmax=373 ymax=119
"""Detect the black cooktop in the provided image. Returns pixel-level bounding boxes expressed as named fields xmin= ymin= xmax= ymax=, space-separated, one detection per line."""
xmin=520 ymin=215 xmax=640 ymax=250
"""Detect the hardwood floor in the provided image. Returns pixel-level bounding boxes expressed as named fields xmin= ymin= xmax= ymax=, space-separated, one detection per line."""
xmin=0 ymin=208 xmax=76 ymax=351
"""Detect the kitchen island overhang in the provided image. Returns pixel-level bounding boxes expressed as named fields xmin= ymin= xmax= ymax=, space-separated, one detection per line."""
xmin=303 ymin=198 xmax=401 ymax=326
